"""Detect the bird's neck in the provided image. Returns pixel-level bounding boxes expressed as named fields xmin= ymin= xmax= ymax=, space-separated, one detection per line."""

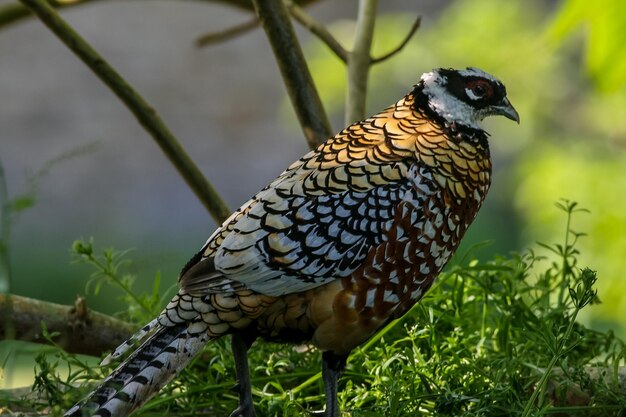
xmin=410 ymin=83 xmax=490 ymax=154
xmin=390 ymin=89 xmax=492 ymax=204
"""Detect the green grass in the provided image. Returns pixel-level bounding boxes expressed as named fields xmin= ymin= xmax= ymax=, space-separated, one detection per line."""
xmin=3 ymin=201 xmax=626 ymax=416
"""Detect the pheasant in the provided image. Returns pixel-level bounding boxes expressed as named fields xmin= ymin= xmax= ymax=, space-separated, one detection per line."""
xmin=65 ymin=67 xmax=519 ymax=417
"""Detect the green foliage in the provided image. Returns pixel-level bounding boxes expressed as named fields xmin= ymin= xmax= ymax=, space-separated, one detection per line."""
xmin=515 ymin=145 xmax=626 ymax=333
xmin=5 ymin=204 xmax=623 ymax=416
xmin=547 ymin=0 xmax=626 ymax=91
xmin=71 ymin=238 xmax=174 ymax=323
xmin=0 ymin=325 xmax=102 ymax=414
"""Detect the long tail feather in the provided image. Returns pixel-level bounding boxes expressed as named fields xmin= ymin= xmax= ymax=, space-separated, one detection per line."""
xmin=100 ymin=318 xmax=160 ymax=366
xmin=65 ymin=320 xmax=210 ymax=417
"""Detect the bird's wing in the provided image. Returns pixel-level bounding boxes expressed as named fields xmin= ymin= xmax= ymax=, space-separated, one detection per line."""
xmin=179 ymin=97 xmax=435 ymax=296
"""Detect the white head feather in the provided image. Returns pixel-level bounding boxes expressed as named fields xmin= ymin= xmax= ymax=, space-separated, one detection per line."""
xmin=420 ymin=67 xmax=500 ymax=130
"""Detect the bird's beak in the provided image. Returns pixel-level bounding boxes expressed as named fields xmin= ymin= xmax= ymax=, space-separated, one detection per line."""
xmin=493 ymin=97 xmax=520 ymax=123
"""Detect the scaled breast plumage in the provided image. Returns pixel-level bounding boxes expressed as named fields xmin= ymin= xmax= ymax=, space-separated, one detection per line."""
xmin=179 ymin=93 xmax=492 ymax=298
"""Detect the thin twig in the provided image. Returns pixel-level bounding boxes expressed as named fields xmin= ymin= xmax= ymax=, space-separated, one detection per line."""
xmin=195 ymin=16 xmax=259 ymax=47
xmin=18 ymin=0 xmax=231 ymax=224
xmin=0 ymin=0 xmax=91 ymax=29
xmin=251 ymin=0 xmax=332 ymax=149
xmin=345 ymin=0 xmax=377 ymax=124
xmin=286 ymin=0 xmax=347 ymax=63
xmin=0 ymin=2 xmax=31 ymax=28
xmin=0 ymin=0 xmax=323 ymax=30
xmin=371 ymin=15 xmax=420 ymax=64
xmin=210 ymin=0 xmax=321 ymax=11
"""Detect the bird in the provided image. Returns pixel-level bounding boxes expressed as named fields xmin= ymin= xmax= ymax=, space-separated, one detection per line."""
xmin=64 ymin=67 xmax=519 ymax=417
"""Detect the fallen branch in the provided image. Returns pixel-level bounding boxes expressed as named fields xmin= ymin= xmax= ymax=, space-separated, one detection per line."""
xmin=0 ymin=293 xmax=133 ymax=357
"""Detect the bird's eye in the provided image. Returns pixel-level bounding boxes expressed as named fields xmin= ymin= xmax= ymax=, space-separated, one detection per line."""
xmin=465 ymin=80 xmax=493 ymax=101
xmin=472 ymin=84 xmax=486 ymax=97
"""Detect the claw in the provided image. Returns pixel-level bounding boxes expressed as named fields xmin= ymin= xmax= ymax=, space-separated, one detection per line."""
xmin=228 ymin=402 xmax=256 ymax=417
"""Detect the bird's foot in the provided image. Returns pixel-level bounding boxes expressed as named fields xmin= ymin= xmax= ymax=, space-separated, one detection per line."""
xmin=228 ymin=400 xmax=257 ymax=417
xmin=308 ymin=410 xmax=325 ymax=417
xmin=228 ymin=383 xmax=256 ymax=417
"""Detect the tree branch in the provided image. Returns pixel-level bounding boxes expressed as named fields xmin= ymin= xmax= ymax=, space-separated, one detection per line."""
xmin=0 ymin=0 xmax=325 ymax=37
xmin=371 ymin=15 xmax=420 ymax=64
xmin=251 ymin=0 xmax=332 ymax=149
xmin=286 ymin=0 xmax=347 ymax=63
xmin=0 ymin=0 xmax=89 ymax=29
xmin=344 ymin=0 xmax=377 ymax=125
xmin=18 ymin=0 xmax=231 ymax=224
xmin=208 ymin=0 xmax=320 ymax=11
xmin=195 ymin=16 xmax=259 ymax=47
xmin=0 ymin=294 xmax=134 ymax=357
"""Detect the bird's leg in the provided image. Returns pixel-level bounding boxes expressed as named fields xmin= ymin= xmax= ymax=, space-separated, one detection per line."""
xmin=311 ymin=351 xmax=348 ymax=417
xmin=229 ymin=332 xmax=256 ymax=417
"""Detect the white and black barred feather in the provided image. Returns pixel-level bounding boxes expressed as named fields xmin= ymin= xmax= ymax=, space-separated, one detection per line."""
xmin=65 ymin=321 xmax=210 ymax=417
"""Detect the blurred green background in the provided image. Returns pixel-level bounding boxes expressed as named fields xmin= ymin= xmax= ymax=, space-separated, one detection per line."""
xmin=305 ymin=0 xmax=626 ymax=334
xmin=2 ymin=0 xmax=626 ymax=389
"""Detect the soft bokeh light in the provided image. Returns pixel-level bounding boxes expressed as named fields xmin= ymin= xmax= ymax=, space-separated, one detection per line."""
xmin=302 ymin=0 xmax=626 ymax=335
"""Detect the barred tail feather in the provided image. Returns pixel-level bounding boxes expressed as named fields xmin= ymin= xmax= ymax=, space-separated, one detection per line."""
xmin=100 ymin=318 xmax=160 ymax=366
xmin=65 ymin=320 xmax=211 ymax=417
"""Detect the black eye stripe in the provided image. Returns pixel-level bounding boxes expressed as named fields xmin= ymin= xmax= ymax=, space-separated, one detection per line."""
xmin=465 ymin=80 xmax=495 ymax=100
xmin=434 ymin=69 xmax=507 ymax=109
xmin=441 ymin=72 xmax=506 ymax=108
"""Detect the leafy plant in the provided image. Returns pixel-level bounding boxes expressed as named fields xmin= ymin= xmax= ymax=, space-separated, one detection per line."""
xmin=71 ymin=239 xmax=170 ymax=322
xmin=8 ymin=202 xmax=621 ymax=416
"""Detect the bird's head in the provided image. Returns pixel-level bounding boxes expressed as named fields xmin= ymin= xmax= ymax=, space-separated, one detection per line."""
xmin=418 ymin=67 xmax=520 ymax=130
